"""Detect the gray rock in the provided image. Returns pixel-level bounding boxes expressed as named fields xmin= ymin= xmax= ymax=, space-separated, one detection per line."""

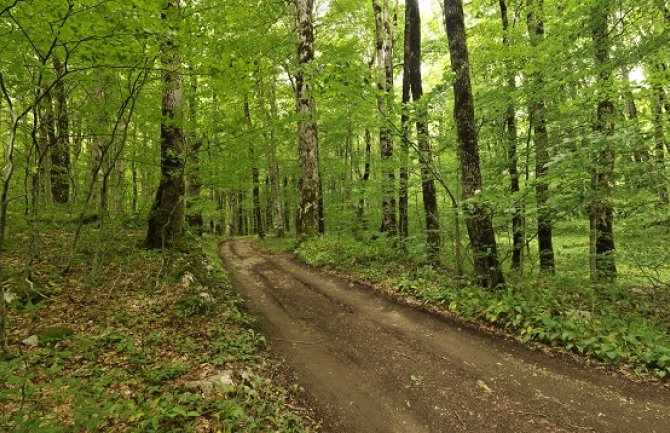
xmin=184 ymin=370 xmax=235 ymax=393
xmin=3 ymin=288 xmax=17 ymax=304
xmin=22 ymin=335 xmax=39 ymax=347
xmin=199 ymin=292 xmax=214 ymax=303
xmin=181 ymin=272 xmax=197 ymax=288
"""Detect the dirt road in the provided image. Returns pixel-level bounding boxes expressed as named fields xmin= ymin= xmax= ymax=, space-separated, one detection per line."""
xmin=218 ymin=239 xmax=670 ymax=433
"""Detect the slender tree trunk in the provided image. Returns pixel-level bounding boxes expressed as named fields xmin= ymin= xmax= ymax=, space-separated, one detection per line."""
xmin=406 ymin=0 xmax=440 ymax=262
xmin=357 ymin=128 xmax=373 ymax=229
xmin=146 ymin=0 xmax=186 ymax=249
xmin=0 ymin=76 xmax=18 ymax=251
xmin=444 ymin=0 xmax=505 ymax=288
xmin=237 ymin=191 xmax=246 ymax=236
xmin=50 ymin=58 xmax=70 ymax=204
xmin=652 ymin=75 xmax=669 ymax=206
xmin=186 ymin=75 xmax=204 ymax=234
xmin=244 ymin=96 xmax=264 ymax=238
xmin=294 ymin=0 xmax=321 ymax=237
xmin=500 ymin=0 xmax=523 ymax=271
xmin=590 ymin=2 xmax=617 ymax=282
xmin=373 ymin=0 xmax=398 ymax=236
xmin=132 ymin=158 xmax=138 ymax=213
xmin=526 ymin=0 xmax=554 ymax=273
xmin=266 ymin=79 xmax=285 ymax=237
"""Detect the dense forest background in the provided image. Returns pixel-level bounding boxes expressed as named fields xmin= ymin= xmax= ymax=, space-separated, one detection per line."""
xmin=2 ymin=0 xmax=670 ymax=394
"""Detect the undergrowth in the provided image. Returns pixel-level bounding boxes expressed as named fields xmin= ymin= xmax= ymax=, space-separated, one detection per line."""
xmin=259 ymin=233 xmax=670 ymax=381
xmin=0 ymin=221 xmax=317 ymax=433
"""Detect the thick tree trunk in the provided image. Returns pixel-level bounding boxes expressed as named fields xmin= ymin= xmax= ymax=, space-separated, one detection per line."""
xmin=526 ymin=0 xmax=554 ymax=273
xmin=590 ymin=3 xmax=617 ymax=282
xmin=294 ymin=0 xmax=321 ymax=237
xmin=444 ymin=0 xmax=505 ymax=288
xmin=50 ymin=59 xmax=70 ymax=204
xmin=406 ymin=0 xmax=440 ymax=262
xmin=373 ymin=0 xmax=398 ymax=236
xmin=146 ymin=0 xmax=186 ymax=249
xmin=399 ymin=3 xmax=411 ymax=240
xmin=186 ymin=76 xmax=204 ymax=234
xmin=500 ymin=0 xmax=523 ymax=271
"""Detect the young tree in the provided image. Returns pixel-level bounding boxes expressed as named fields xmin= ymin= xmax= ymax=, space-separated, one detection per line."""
xmin=244 ymin=96 xmax=264 ymax=238
xmin=146 ymin=0 xmax=186 ymax=248
xmin=443 ymin=0 xmax=505 ymax=288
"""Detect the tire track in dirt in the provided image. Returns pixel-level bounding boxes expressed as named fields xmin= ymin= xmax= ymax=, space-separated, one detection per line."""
xmin=219 ymin=239 xmax=670 ymax=433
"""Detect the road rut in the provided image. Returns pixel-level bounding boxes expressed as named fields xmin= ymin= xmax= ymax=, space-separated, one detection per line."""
xmin=218 ymin=239 xmax=670 ymax=433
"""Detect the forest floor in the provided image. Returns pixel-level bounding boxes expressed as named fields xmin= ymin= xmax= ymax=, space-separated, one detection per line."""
xmin=0 ymin=222 xmax=318 ymax=433
xmin=220 ymin=238 xmax=670 ymax=433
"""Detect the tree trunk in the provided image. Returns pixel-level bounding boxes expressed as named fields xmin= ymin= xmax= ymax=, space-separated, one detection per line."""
xmin=526 ymin=0 xmax=554 ymax=273
xmin=36 ymin=100 xmax=51 ymax=201
xmin=267 ymin=78 xmax=285 ymax=237
xmin=244 ymin=96 xmax=265 ymax=238
xmin=652 ymin=75 xmax=669 ymax=206
xmin=357 ymin=128 xmax=372 ymax=229
xmin=590 ymin=2 xmax=617 ymax=282
xmin=406 ymin=0 xmax=441 ymax=262
xmin=50 ymin=58 xmax=70 ymax=204
xmin=294 ymin=0 xmax=321 ymax=237
xmin=500 ymin=0 xmax=523 ymax=271
xmin=146 ymin=0 xmax=186 ymax=249
xmin=186 ymin=76 xmax=204 ymax=234
xmin=399 ymin=1 xmax=411 ymax=240
xmin=444 ymin=0 xmax=505 ymax=288
xmin=373 ymin=0 xmax=398 ymax=236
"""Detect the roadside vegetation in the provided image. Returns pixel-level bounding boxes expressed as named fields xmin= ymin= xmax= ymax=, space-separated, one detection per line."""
xmin=0 ymin=220 xmax=318 ymax=433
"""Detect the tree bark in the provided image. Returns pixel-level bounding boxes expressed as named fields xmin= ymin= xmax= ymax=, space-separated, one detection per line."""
xmin=268 ymin=79 xmax=285 ymax=237
xmin=652 ymin=72 xmax=669 ymax=206
xmin=357 ymin=128 xmax=372 ymax=229
xmin=500 ymin=0 xmax=524 ymax=271
xmin=590 ymin=2 xmax=617 ymax=282
xmin=186 ymin=75 xmax=204 ymax=234
xmin=444 ymin=0 xmax=505 ymax=288
xmin=406 ymin=0 xmax=441 ymax=262
xmin=146 ymin=0 xmax=186 ymax=249
xmin=526 ymin=0 xmax=554 ymax=273
xmin=399 ymin=1 xmax=411 ymax=240
xmin=373 ymin=0 xmax=398 ymax=236
xmin=50 ymin=58 xmax=70 ymax=204
xmin=294 ymin=0 xmax=322 ymax=237
xmin=244 ymin=96 xmax=265 ymax=238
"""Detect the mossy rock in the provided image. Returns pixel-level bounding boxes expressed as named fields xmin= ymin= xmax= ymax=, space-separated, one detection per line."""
xmin=35 ymin=326 xmax=74 ymax=345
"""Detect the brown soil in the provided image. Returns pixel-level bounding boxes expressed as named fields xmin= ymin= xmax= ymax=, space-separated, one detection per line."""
xmin=218 ymin=239 xmax=670 ymax=433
